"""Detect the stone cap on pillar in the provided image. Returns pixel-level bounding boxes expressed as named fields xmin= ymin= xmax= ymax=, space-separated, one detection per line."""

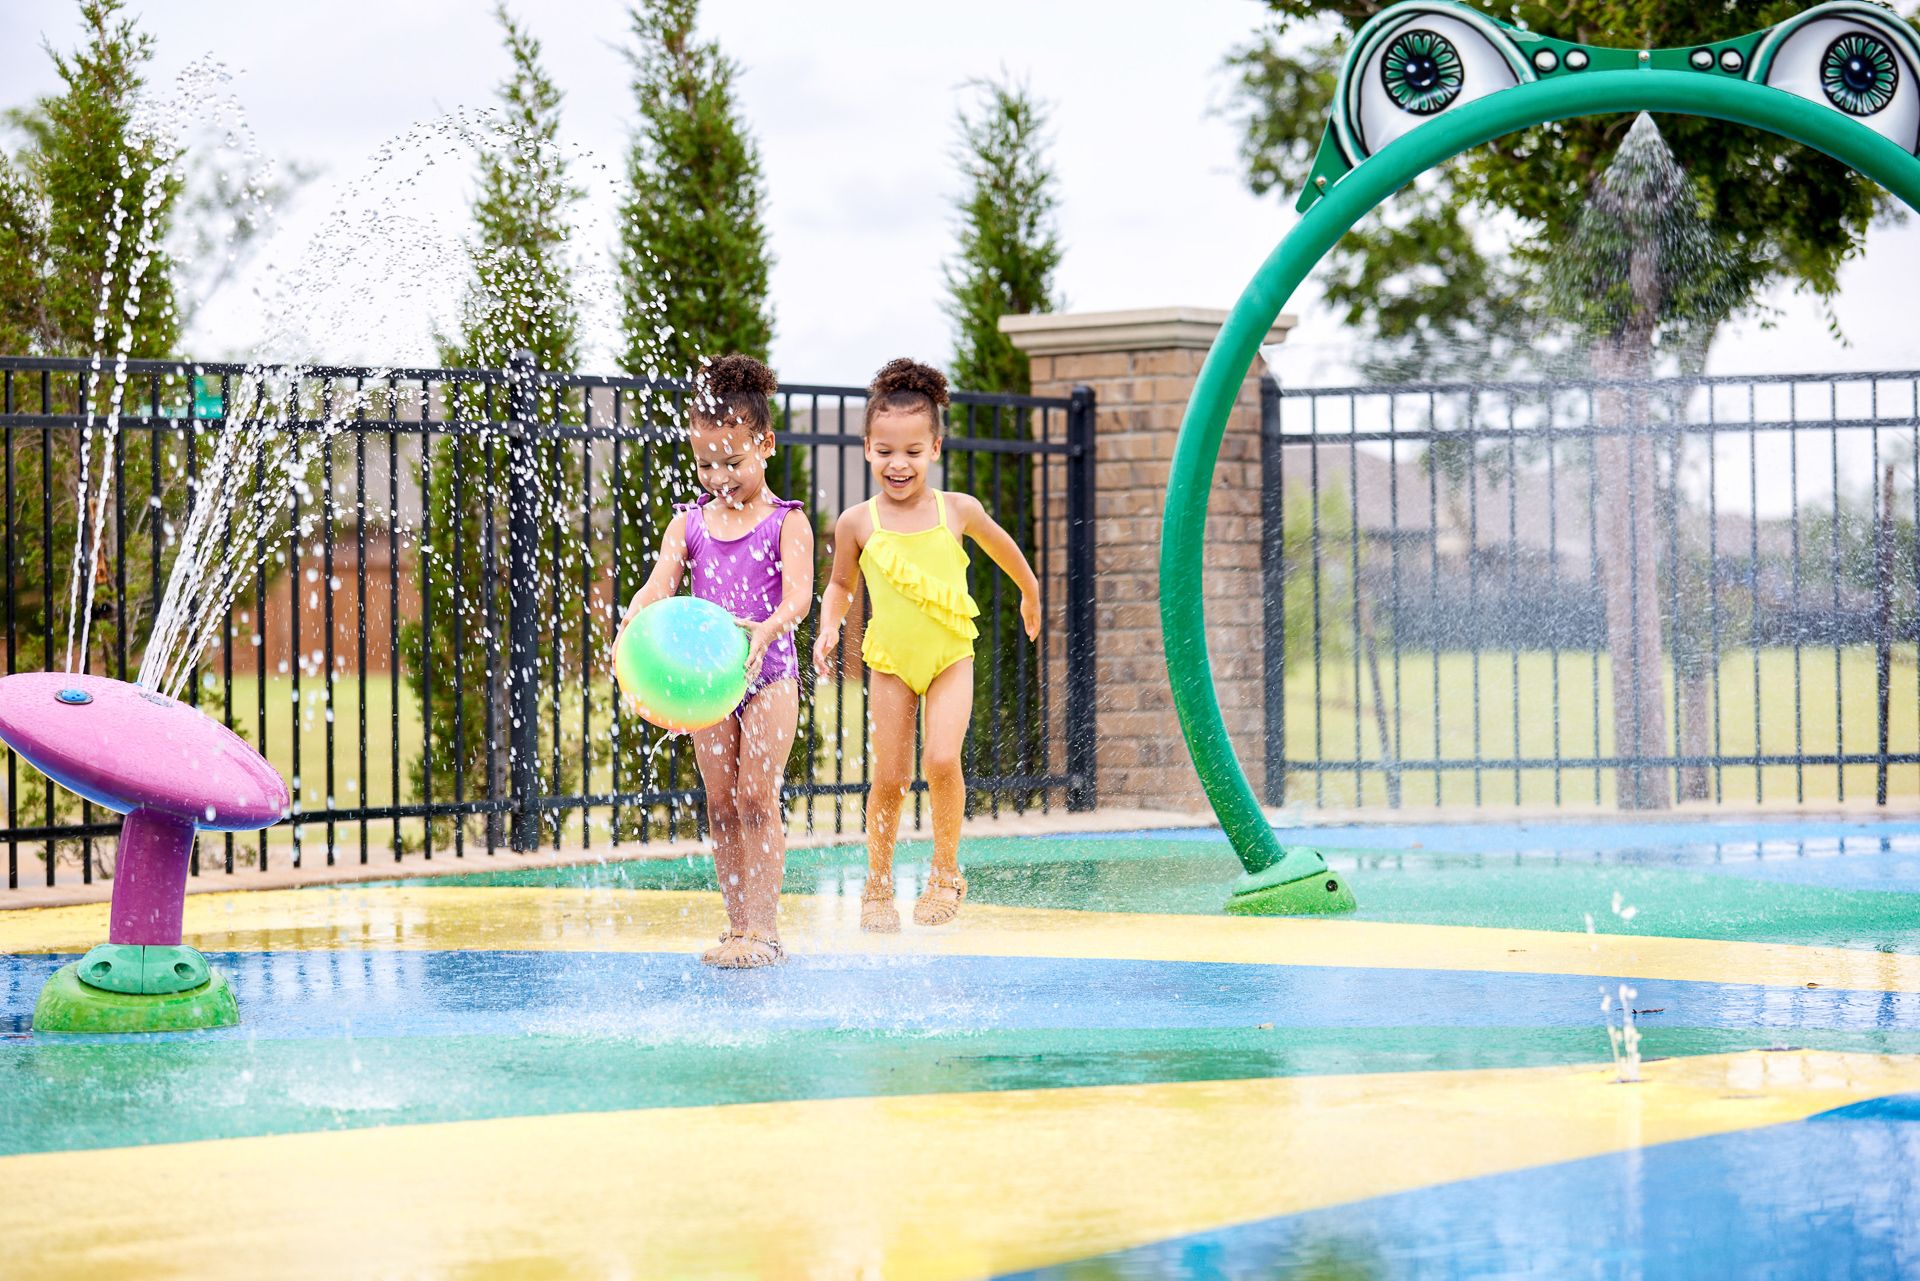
xmin=999 ymin=306 xmax=1297 ymax=356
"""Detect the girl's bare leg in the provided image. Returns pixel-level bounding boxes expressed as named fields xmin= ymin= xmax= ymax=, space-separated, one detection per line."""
xmin=733 ymin=680 xmax=798 ymax=941
xmin=864 ymin=672 xmax=918 ymax=882
xmin=691 ymin=716 xmax=746 ymax=936
xmin=919 ymin=659 xmax=973 ymax=876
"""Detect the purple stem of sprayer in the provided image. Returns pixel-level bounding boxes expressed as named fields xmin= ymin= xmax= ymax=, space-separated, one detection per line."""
xmin=106 ymin=808 xmax=197 ymax=946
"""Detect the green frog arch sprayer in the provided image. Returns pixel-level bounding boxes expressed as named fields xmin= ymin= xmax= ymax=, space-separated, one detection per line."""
xmin=1162 ymin=0 xmax=1920 ymax=914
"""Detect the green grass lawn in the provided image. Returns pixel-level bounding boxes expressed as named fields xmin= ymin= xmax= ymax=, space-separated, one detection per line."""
xmin=1284 ymin=646 xmax=1920 ymax=808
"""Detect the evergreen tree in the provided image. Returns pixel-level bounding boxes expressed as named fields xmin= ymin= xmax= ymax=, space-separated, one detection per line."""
xmin=401 ymin=3 xmax=586 ymax=847
xmin=943 ymin=76 xmax=1061 ymax=806
xmin=0 ymin=0 xmax=184 ymax=869
xmin=12 ymin=0 xmax=181 ymax=361
xmin=1 ymin=0 xmax=183 ymax=679
xmin=613 ymin=0 xmax=810 ymax=831
xmin=618 ymin=0 xmax=772 ymax=379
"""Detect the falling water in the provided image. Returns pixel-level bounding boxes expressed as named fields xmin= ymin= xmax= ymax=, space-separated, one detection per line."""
xmin=46 ymin=59 xmax=664 ymax=699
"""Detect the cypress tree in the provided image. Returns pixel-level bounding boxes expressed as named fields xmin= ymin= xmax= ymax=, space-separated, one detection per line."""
xmin=402 ymin=3 xmax=587 ymax=847
xmin=943 ymin=76 xmax=1061 ymax=805
xmin=618 ymin=0 xmax=772 ymax=379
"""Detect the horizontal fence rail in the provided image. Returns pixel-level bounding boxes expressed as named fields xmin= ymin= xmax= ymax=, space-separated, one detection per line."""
xmin=1262 ymin=368 xmax=1920 ymax=810
xmin=0 ymin=354 xmax=1095 ymax=889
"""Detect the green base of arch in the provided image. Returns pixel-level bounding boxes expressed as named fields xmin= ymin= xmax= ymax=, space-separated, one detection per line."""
xmin=1223 ymin=847 xmax=1357 ymax=916
xmin=1162 ymin=71 xmax=1920 ymax=887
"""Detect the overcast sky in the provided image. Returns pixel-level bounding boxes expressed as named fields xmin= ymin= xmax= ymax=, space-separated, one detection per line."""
xmin=2 ymin=0 xmax=1916 ymax=388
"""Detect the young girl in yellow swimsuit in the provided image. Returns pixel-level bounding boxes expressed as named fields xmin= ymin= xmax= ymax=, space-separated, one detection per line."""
xmin=812 ymin=358 xmax=1041 ymax=932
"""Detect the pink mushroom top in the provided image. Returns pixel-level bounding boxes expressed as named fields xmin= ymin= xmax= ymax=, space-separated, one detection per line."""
xmin=0 ymin=672 xmax=289 ymax=831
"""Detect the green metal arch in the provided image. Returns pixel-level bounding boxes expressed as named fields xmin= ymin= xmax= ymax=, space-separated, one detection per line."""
xmin=1161 ymin=71 xmax=1920 ymax=902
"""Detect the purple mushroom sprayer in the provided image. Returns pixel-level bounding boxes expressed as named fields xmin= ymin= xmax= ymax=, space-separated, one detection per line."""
xmin=0 ymin=672 xmax=290 ymax=1032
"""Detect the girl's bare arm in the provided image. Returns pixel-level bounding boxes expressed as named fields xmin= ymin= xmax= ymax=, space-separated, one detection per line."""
xmin=812 ymin=506 xmax=868 ymax=676
xmin=745 ymin=509 xmax=817 ymax=680
xmin=622 ymin=514 xmax=688 ymax=626
xmin=951 ymin=492 xmax=1040 ymax=639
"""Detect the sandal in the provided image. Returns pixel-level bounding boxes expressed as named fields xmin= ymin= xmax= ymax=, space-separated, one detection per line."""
xmin=701 ymin=929 xmax=743 ymax=966
xmin=913 ymin=869 xmax=967 ymax=927
xmin=860 ymin=875 xmax=901 ymax=934
xmin=707 ymin=930 xmax=785 ymax=969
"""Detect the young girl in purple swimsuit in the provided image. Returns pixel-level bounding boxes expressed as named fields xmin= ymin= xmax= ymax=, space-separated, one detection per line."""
xmin=624 ymin=356 xmax=814 ymax=968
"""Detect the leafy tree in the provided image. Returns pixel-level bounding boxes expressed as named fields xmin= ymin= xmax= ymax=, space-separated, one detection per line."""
xmin=1225 ymin=1 xmax=1917 ymax=377
xmin=402 ymin=3 xmax=586 ymax=848
xmin=943 ymin=75 xmax=1063 ymax=806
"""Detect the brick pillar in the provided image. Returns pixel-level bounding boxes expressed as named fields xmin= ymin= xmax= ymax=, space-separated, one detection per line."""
xmin=1002 ymin=307 xmax=1296 ymax=811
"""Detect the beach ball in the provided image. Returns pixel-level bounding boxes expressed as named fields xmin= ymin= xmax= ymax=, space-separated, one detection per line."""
xmin=615 ymin=596 xmax=749 ymax=732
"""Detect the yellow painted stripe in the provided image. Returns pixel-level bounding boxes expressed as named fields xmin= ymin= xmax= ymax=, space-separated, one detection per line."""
xmin=2 ymin=1050 xmax=1914 ymax=1281
xmin=5 ymin=884 xmax=1917 ymax=992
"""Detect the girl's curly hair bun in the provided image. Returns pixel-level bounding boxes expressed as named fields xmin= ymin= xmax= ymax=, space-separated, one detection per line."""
xmin=870 ymin=357 xmax=950 ymax=407
xmin=865 ymin=357 xmax=951 ymax=436
xmin=698 ymin=353 xmax=778 ymax=400
xmin=692 ymin=354 xmax=778 ymax=436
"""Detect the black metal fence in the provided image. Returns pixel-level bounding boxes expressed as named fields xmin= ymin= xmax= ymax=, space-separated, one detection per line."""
xmin=0 ymin=353 xmax=1096 ymax=889
xmin=1262 ymin=368 xmax=1920 ymax=810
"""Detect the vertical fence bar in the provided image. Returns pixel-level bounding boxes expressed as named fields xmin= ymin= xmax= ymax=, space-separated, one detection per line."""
xmin=483 ymin=382 xmax=502 ymax=854
xmin=1829 ymin=394 xmax=1845 ymax=802
xmin=1748 ymin=384 xmax=1763 ymax=803
xmin=322 ymin=382 xmax=337 ymax=864
xmin=609 ymin=389 xmax=625 ymax=844
xmin=1466 ymin=392 xmax=1483 ymax=807
xmin=1790 ymin=396 xmax=1805 ymax=801
xmin=355 ymin=389 xmax=369 ymax=862
xmin=1428 ymin=391 xmax=1443 ymax=803
xmin=579 ymin=399 xmax=593 ymax=849
xmin=1506 ymin=394 xmax=1522 ymax=803
xmin=1064 ymin=384 xmax=1097 ymax=811
xmin=3 ymin=371 xmax=13 ymax=889
xmin=1708 ymin=386 xmax=1724 ymax=802
xmin=1586 ymin=389 xmax=1603 ymax=805
xmin=507 ymin=351 xmax=542 ymax=851
xmin=41 ymin=371 xmax=53 ymax=884
xmin=1259 ymin=375 xmax=1286 ymax=806
xmin=1347 ymin=394 xmax=1365 ymax=804
xmin=386 ymin=376 xmax=401 ymax=860
xmin=450 ymin=379 xmax=467 ymax=861
xmin=1874 ymin=390 xmax=1891 ymax=806
xmin=419 ymin=379 xmax=434 ymax=859
xmin=1546 ymin=397 xmax=1564 ymax=805
xmin=1386 ymin=392 xmax=1403 ymax=808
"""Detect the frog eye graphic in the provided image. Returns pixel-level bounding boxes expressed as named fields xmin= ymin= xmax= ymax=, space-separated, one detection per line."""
xmin=1753 ymin=2 xmax=1920 ymax=153
xmin=1339 ymin=6 xmax=1531 ymax=160
xmin=1821 ymin=33 xmax=1899 ymax=116
xmin=1381 ymin=29 xmax=1466 ymax=115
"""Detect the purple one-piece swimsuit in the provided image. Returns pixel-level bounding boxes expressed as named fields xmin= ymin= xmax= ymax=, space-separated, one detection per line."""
xmin=677 ymin=493 xmax=804 ymax=710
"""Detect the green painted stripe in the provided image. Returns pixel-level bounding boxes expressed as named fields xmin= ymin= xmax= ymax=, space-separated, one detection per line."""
xmin=388 ymin=836 xmax=1920 ymax=952
xmin=11 ymin=1024 xmax=1920 ymax=1157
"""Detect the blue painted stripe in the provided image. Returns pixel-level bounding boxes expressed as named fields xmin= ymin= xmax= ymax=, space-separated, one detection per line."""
xmin=5 ymin=950 xmax=1917 ymax=1044
xmin=1004 ymin=1109 xmax=1920 ymax=1280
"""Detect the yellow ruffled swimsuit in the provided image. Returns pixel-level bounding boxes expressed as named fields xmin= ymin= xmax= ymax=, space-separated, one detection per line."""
xmin=859 ymin=491 xmax=979 ymax=696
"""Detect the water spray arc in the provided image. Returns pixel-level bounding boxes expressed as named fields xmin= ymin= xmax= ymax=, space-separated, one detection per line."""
xmin=1164 ymin=0 xmax=1920 ymax=914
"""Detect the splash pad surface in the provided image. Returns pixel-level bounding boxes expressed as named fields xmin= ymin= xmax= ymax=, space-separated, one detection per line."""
xmin=3 ymin=817 xmax=1920 ymax=1278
